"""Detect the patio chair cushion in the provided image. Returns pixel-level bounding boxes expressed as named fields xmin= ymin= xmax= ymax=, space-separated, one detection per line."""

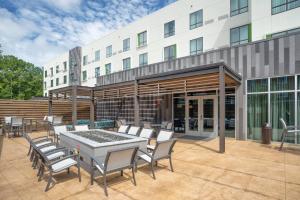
xmin=40 ymin=145 xmax=56 ymax=153
xmin=36 ymin=141 xmax=52 ymax=147
xmin=51 ymin=158 xmax=77 ymax=173
xmin=139 ymin=153 xmax=152 ymax=163
xmin=46 ymin=151 xmax=65 ymax=160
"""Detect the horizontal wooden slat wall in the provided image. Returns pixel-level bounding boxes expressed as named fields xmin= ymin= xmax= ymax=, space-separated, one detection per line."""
xmin=0 ymin=100 xmax=90 ymax=124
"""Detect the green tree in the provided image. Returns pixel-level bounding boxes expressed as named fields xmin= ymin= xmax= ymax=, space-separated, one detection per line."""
xmin=0 ymin=55 xmax=43 ymax=100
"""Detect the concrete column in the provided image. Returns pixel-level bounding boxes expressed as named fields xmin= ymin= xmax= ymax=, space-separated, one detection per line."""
xmin=219 ymin=66 xmax=225 ymax=153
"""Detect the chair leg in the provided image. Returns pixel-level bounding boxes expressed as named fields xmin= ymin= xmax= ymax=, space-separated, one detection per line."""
xmin=27 ymin=146 xmax=32 ymax=156
xmin=45 ymin=172 xmax=53 ymax=192
xmin=67 ymin=168 xmax=70 ymax=174
xmin=151 ymin=161 xmax=156 ymax=180
xmin=121 ymin=170 xmax=123 ymax=176
xmin=169 ymin=157 xmax=174 ymax=172
xmin=103 ymin=174 xmax=108 ymax=196
xmin=279 ymin=130 xmax=287 ymax=151
xmin=132 ymin=167 xmax=136 ymax=186
xmin=38 ymin=165 xmax=44 ymax=182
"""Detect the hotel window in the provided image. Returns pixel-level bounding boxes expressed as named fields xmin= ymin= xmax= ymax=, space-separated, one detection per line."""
xmin=106 ymin=45 xmax=112 ymax=58
xmin=190 ymin=37 xmax=203 ymax=55
xmin=230 ymin=0 xmax=248 ymax=16
xmin=63 ymin=75 xmax=67 ymax=84
xmin=45 ymin=70 xmax=47 ymax=78
xmin=50 ymin=79 xmax=53 ymax=87
xmin=82 ymin=71 xmax=87 ymax=81
xmin=56 ymin=65 xmax=59 ymax=73
xmin=123 ymin=38 xmax=130 ymax=52
xmin=164 ymin=44 xmax=176 ymax=61
xmin=56 ymin=78 xmax=59 ymax=86
xmin=95 ymin=67 xmax=100 ymax=78
xmin=50 ymin=68 xmax=53 ymax=76
xmin=164 ymin=20 xmax=175 ymax=38
xmin=272 ymin=0 xmax=300 ymax=15
xmin=44 ymin=82 xmax=47 ymax=89
xmin=270 ymin=27 xmax=300 ymax=38
xmin=63 ymin=61 xmax=67 ymax=71
xmin=230 ymin=24 xmax=250 ymax=46
xmin=139 ymin=53 xmax=148 ymax=66
xmin=83 ymin=55 xmax=88 ymax=65
xmin=105 ymin=63 xmax=111 ymax=74
xmin=137 ymin=31 xmax=147 ymax=47
xmin=95 ymin=50 xmax=100 ymax=61
xmin=123 ymin=57 xmax=131 ymax=70
xmin=190 ymin=10 xmax=203 ymax=30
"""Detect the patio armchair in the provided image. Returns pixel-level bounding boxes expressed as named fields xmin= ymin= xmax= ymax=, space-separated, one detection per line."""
xmin=127 ymin=126 xmax=140 ymax=136
xmin=74 ymin=125 xmax=89 ymax=131
xmin=90 ymin=146 xmax=139 ymax=196
xmin=139 ymin=128 xmax=154 ymax=144
xmin=23 ymin=132 xmax=53 ymax=158
xmin=147 ymin=130 xmax=174 ymax=151
xmin=10 ymin=116 xmax=24 ymax=137
xmin=4 ymin=116 xmax=12 ymax=136
xmin=118 ymin=125 xmax=129 ymax=134
xmin=137 ymin=139 xmax=176 ymax=179
xmin=279 ymin=118 xmax=300 ymax=150
xmin=53 ymin=125 xmax=68 ymax=143
xmin=166 ymin=122 xmax=173 ymax=131
xmin=161 ymin=121 xmax=168 ymax=129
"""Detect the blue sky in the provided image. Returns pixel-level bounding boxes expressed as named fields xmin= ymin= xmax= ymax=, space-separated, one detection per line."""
xmin=0 ymin=0 xmax=176 ymax=66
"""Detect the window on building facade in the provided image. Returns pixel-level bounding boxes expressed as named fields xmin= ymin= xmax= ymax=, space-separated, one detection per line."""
xmin=83 ymin=55 xmax=88 ymax=65
xmin=272 ymin=0 xmax=300 ymax=15
xmin=230 ymin=0 xmax=248 ymax=16
xmin=63 ymin=61 xmax=67 ymax=71
xmin=139 ymin=53 xmax=148 ymax=66
xmin=95 ymin=50 xmax=100 ymax=61
xmin=56 ymin=78 xmax=59 ymax=86
xmin=190 ymin=10 xmax=203 ymax=30
xmin=230 ymin=24 xmax=250 ymax=46
xmin=164 ymin=20 xmax=175 ymax=38
xmin=164 ymin=44 xmax=176 ymax=61
xmin=190 ymin=37 xmax=203 ymax=55
xmin=123 ymin=57 xmax=131 ymax=70
xmin=82 ymin=71 xmax=87 ymax=81
xmin=137 ymin=31 xmax=147 ymax=47
xmin=50 ymin=68 xmax=53 ymax=76
xmin=51 ymin=79 xmax=53 ymax=87
xmin=95 ymin=67 xmax=100 ymax=77
xmin=56 ymin=65 xmax=59 ymax=73
xmin=270 ymin=27 xmax=300 ymax=38
xmin=44 ymin=82 xmax=46 ymax=89
xmin=45 ymin=70 xmax=47 ymax=78
xmin=106 ymin=45 xmax=112 ymax=58
xmin=63 ymin=75 xmax=67 ymax=84
xmin=123 ymin=38 xmax=130 ymax=52
xmin=105 ymin=63 xmax=111 ymax=74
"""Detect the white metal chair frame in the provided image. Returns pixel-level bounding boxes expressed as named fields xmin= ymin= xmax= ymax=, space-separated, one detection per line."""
xmin=279 ymin=118 xmax=300 ymax=150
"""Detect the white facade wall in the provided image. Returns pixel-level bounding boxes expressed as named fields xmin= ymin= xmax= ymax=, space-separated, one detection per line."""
xmin=43 ymin=0 xmax=300 ymax=94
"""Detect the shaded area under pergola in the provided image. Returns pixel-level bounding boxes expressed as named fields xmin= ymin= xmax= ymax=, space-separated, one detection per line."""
xmin=48 ymin=62 xmax=242 ymax=153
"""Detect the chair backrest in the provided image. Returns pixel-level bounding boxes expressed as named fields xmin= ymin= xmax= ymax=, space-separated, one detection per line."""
xmin=127 ymin=126 xmax=140 ymax=136
xmin=166 ymin=122 xmax=173 ymax=130
xmin=116 ymin=120 xmax=122 ymax=128
xmin=104 ymin=146 xmax=138 ymax=172
xmin=120 ymin=119 xmax=127 ymax=125
xmin=139 ymin=128 xmax=153 ymax=139
xmin=11 ymin=117 xmax=23 ymax=126
xmin=4 ymin=117 xmax=12 ymax=124
xmin=118 ymin=125 xmax=129 ymax=134
xmin=74 ymin=125 xmax=89 ymax=131
xmin=53 ymin=116 xmax=63 ymax=124
xmin=153 ymin=140 xmax=176 ymax=160
xmin=161 ymin=121 xmax=168 ymax=129
xmin=157 ymin=130 xmax=174 ymax=142
xmin=43 ymin=116 xmax=48 ymax=121
xmin=143 ymin=122 xmax=151 ymax=129
xmin=53 ymin=125 xmax=67 ymax=136
xmin=47 ymin=116 xmax=54 ymax=123
xmin=280 ymin=118 xmax=287 ymax=130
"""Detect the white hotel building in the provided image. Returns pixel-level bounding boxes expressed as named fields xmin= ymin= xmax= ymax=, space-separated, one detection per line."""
xmin=44 ymin=0 xmax=300 ymax=142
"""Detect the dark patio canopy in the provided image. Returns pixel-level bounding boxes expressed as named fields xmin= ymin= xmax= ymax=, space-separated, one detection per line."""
xmin=48 ymin=62 xmax=242 ymax=153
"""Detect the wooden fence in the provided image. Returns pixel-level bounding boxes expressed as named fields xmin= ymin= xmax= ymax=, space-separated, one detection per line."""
xmin=0 ymin=99 xmax=90 ymax=124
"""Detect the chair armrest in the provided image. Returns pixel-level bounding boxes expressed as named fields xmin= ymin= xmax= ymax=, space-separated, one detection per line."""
xmin=44 ymin=147 xmax=66 ymax=155
xmin=34 ymin=138 xmax=53 ymax=144
xmin=48 ymin=154 xmax=79 ymax=166
xmin=138 ymin=149 xmax=152 ymax=157
xmin=32 ymin=136 xmax=50 ymax=141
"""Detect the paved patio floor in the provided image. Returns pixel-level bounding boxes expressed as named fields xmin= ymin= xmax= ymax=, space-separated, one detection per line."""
xmin=0 ymin=132 xmax=300 ymax=200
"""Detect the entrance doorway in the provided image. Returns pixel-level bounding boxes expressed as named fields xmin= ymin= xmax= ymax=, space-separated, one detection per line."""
xmin=185 ymin=95 xmax=218 ymax=137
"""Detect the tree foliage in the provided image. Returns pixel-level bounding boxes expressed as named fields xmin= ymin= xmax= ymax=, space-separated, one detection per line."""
xmin=0 ymin=55 xmax=43 ymax=100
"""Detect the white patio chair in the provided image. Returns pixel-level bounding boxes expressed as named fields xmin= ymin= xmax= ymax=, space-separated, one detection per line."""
xmin=53 ymin=125 xmax=67 ymax=143
xmin=279 ymin=118 xmax=300 ymax=150
xmin=147 ymin=130 xmax=174 ymax=151
xmin=91 ymin=146 xmax=139 ymax=196
xmin=127 ymin=126 xmax=140 ymax=136
xmin=118 ymin=125 xmax=129 ymax=134
xmin=139 ymin=128 xmax=154 ymax=144
xmin=23 ymin=132 xmax=53 ymax=157
xmin=137 ymin=139 xmax=176 ymax=179
xmin=10 ymin=116 xmax=23 ymax=137
xmin=74 ymin=125 xmax=89 ymax=131
xmin=166 ymin=122 xmax=173 ymax=131
xmin=161 ymin=121 xmax=168 ymax=129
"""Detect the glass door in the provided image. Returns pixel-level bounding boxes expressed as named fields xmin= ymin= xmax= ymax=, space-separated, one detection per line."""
xmin=187 ymin=99 xmax=199 ymax=134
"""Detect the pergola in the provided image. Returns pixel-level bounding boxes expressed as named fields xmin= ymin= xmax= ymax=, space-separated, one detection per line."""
xmin=48 ymin=63 xmax=242 ymax=153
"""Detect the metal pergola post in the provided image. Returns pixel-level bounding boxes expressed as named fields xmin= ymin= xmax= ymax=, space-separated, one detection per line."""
xmin=219 ymin=65 xmax=225 ymax=153
xmin=72 ymin=86 xmax=77 ymax=126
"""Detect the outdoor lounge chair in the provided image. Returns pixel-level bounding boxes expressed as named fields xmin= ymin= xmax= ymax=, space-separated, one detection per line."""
xmin=147 ymin=130 xmax=174 ymax=151
xmin=118 ymin=125 xmax=129 ymax=134
xmin=127 ymin=126 xmax=140 ymax=136
xmin=137 ymin=139 xmax=176 ymax=179
xmin=279 ymin=118 xmax=300 ymax=150
xmin=139 ymin=128 xmax=154 ymax=144
xmin=74 ymin=125 xmax=89 ymax=131
xmin=90 ymin=146 xmax=139 ymax=196
xmin=53 ymin=125 xmax=67 ymax=142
